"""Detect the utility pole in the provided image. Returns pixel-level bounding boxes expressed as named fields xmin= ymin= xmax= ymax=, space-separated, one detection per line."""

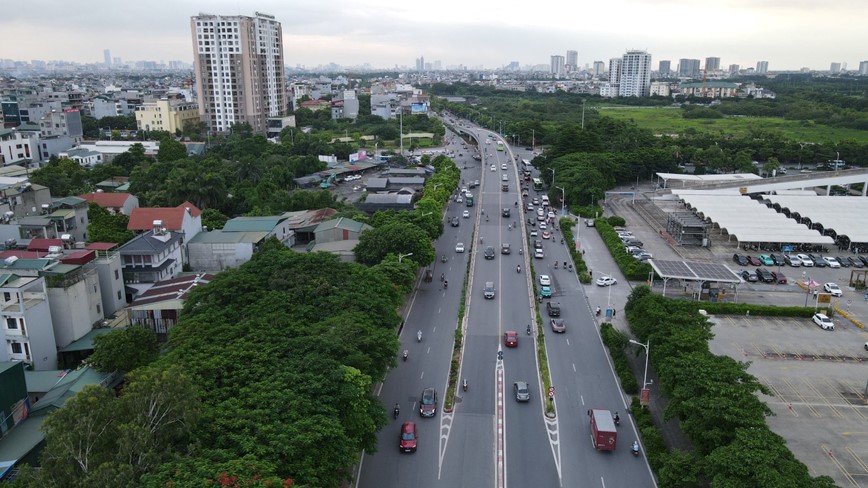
xmin=399 ymin=109 xmax=403 ymax=156
xmin=581 ymin=99 xmax=586 ymax=130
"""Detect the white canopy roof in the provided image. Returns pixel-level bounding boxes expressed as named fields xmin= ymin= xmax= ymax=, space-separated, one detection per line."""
xmin=763 ymin=195 xmax=868 ymax=243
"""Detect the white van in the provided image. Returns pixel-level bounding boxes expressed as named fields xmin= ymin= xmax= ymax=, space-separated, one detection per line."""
xmin=541 ymin=195 xmax=550 ymax=207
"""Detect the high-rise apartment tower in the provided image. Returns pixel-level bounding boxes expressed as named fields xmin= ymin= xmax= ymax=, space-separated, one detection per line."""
xmin=191 ymin=12 xmax=286 ymax=134
xmin=566 ymin=50 xmax=578 ymax=72
xmin=618 ymin=50 xmax=652 ymax=97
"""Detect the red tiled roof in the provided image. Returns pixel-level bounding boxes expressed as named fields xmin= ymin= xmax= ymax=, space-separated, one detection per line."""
xmin=130 ymin=273 xmax=215 ymax=307
xmin=27 ymin=238 xmax=64 ymax=252
xmin=78 ymin=192 xmax=133 ymax=208
xmin=128 ymin=202 xmax=201 ymax=231
xmin=0 ymin=250 xmax=45 ymax=259
xmin=86 ymin=242 xmax=119 ymax=251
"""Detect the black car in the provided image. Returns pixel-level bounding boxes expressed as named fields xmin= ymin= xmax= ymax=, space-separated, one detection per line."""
xmin=534 ymin=240 xmax=543 ymax=250
xmin=770 ymin=254 xmax=786 ymax=266
xmin=849 ymin=256 xmax=865 ymax=268
xmin=546 ymin=301 xmax=561 ymax=317
xmin=741 ymin=270 xmax=758 ymax=282
xmin=624 ymin=239 xmax=644 ymax=247
xmin=836 ymin=256 xmax=852 ymax=267
xmin=860 ymin=256 xmax=868 ymax=267
xmin=484 ymin=246 xmax=495 ymax=259
xmin=756 ymin=268 xmax=775 ymax=283
xmin=419 ymin=388 xmax=437 ymax=418
xmin=808 ymin=254 xmax=827 ymax=267
xmin=733 ymin=253 xmax=749 ymax=266
xmin=450 ymin=217 xmax=459 ymax=227
xmin=502 ymin=208 xmax=511 ymax=218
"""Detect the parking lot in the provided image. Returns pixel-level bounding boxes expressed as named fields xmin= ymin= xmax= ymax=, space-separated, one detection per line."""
xmin=605 ymin=186 xmax=868 ymax=487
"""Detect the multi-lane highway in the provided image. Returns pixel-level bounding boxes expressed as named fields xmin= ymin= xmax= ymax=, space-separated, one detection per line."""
xmin=358 ymin=120 xmax=657 ymax=488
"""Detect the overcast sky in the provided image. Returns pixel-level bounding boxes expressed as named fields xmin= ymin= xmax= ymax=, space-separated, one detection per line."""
xmin=1 ymin=0 xmax=866 ymax=70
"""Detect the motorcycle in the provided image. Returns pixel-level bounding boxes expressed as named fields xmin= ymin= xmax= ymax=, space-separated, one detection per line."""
xmin=526 ymin=324 xmax=532 ymax=335
xmin=417 ymin=331 xmax=422 ymax=342
xmin=554 ymin=262 xmax=558 ymax=269
xmin=631 ymin=441 xmax=640 ymax=456
xmin=440 ymin=273 xmax=445 ymax=282
xmin=402 ymin=350 xmax=408 ymax=361
xmin=516 ymin=265 xmax=521 ymax=273
xmin=561 ymin=238 xmax=564 ymax=244
xmin=596 ymin=306 xmax=601 ymax=316
xmin=463 ymin=379 xmax=468 ymax=392
xmin=444 ymin=280 xmax=448 ymax=289
xmin=394 ymin=404 xmax=400 ymax=419
xmin=613 ymin=412 xmax=620 ymax=426
xmin=441 ymin=255 xmax=447 ymax=263
xmin=519 ymin=248 xmax=523 ymax=255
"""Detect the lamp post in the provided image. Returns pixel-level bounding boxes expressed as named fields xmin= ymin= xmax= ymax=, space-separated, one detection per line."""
xmin=548 ymin=167 xmax=555 ymax=187
xmin=555 ymin=186 xmax=565 ymax=215
xmin=629 ymin=339 xmax=652 ymax=391
xmin=398 ymin=252 xmax=413 ymax=263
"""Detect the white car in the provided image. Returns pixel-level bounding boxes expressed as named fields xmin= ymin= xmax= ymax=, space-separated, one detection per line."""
xmin=823 ymin=257 xmax=841 ymax=268
xmin=539 ymin=274 xmax=551 ymax=286
xmin=530 ymin=229 xmax=538 ymax=237
xmin=796 ymin=254 xmax=814 ymax=267
xmin=539 ymin=222 xmax=547 ymax=230
xmin=527 ymin=204 xmax=534 ymax=212
xmin=490 ymin=165 xmax=496 ymax=171
xmin=823 ymin=282 xmax=842 ymax=297
xmin=596 ymin=276 xmax=617 ymax=287
xmin=455 ymin=242 xmax=465 ymax=253
xmin=812 ymin=313 xmax=834 ymax=330
xmin=502 ymin=174 xmax=508 ymax=182
xmin=547 ymin=211 xmax=556 ymax=219
xmin=462 ymin=210 xmax=470 ymax=218
xmin=501 ymin=163 xmax=507 ymax=170
xmin=534 ymin=248 xmax=544 ymax=259
xmin=456 ymin=196 xmax=463 ymax=203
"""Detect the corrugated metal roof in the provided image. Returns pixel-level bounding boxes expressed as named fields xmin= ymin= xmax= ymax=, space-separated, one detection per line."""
xmin=189 ymin=230 xmax=269 ymax=244
xmin=222 ymin=216 xmax=283 ymax=232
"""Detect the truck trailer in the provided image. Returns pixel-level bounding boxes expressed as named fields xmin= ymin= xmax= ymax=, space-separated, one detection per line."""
xmin=588 ymin=408 xmax=617 ymax=451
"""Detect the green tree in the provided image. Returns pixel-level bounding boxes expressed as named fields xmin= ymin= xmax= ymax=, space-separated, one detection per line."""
xmin=86 ymin=203 xmax=135 ymax=245
xmin=28 ymin=157 xmax=89 ymax=197
xmin=157 ymin=138 xmax=187 ymax=163
xmin=201 ymin=208 xmax=230 ymax=230
xmin=354 ymin=221 xmax=435 ymax=266
xmin=88 ymin=326 xmax=159 ymax=373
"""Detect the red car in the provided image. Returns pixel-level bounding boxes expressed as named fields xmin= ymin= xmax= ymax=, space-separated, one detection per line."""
xmin=772 ymin=271 xmax=787 ymax=284
xmin=399 ymin=422 xmax=417 ymax=453
xmin=745 ymin=255 xmax=762 ymax=266
xmin=504 ymin=331 xmax=518 ymax=347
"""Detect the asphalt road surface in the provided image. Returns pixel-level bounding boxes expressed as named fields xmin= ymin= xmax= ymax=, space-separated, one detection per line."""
xmin=357 ymin=121 xmax=657 ymax=488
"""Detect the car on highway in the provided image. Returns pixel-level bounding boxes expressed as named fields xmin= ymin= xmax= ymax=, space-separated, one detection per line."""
xmin=542 ymin=230 xmax=551 ymax=239
xmin=546 ymin=301 xmax=560 ymax=317
xmin=484 ymin=246 xmax=495 ymax=260
xmin=785 ymin=254 xmax=801 ymax=267
xmin=534 ymin=248 xmax=544 ymax=259
xmin=596 ymin=276 xmax=617 ymax=287
xmin=532 ymin=198 xmax=540 ymax=205
xmin=501 ymin=174 xmax=508 ymax=182
xmin=419 ymin=388 xmax=438 ymax=417
xmin=823 ymin=282 xmax=842 ymax=297
xmin=513 ymin=381 xmax=530 ymax=402
xmin=823 ymin=256 xmax=841 ymax=268
xmin=741 ymin=270 xmax=758 ymax=282
xmin=796 ymin=254 xmax=814 ymax=267
xmin=501 ymin=243 xmax=511 ymax=254
xmin=502 ymin=208 xmax=511 ymax=217
xmin=450 ymin=217 xmax=459 ymax=227
xmin=550 ymin=318 xmax=566 ymax=333
xmin=462 ymin=210 xmax=470 ymax=218
xmin=547 ymin=211 xmax=556 ymax=220
xmin=812 ymin=313 xmax=834 ymax=330
xmin=484 ymin=281 xmax=496 ymax=299
xmin=539 ymin=222 xmax=548 ymax=230
xmin=745 ymin=255 xmax=762 ymax=266
xmin=530 ymin=229 xmax=538 ymax=237
xmin=540 ymin=285 xmax=552 ymax=298
xmin=501 ymin=163 xmax=507 ymax=170
xmin=758 ymin=254 xmax=775 ymax=266
xmin=771 ymin=271 xmax=787 ymax=284
xmin=539 ymin=274 xmax=551 ymax=286
xmin=534 ymin=239 xmax=543 ymax=249
xmin=456 ymin=196 xmax=463 ymax=203
xmin=490 ymin=165 xmax=496 ymax=171
xmin=526 ymin=203 xmax=534 ymax=212
xmin=399 ymin=422 xmax=418 ymax=453
xmin=585 ymin=219 xmax=595 ymax=227
xmin=732 ymin=253 xmax=748 ymax=265
xmin=504 ymin=331 xmax=518 ymax=347
xmin=455 ymin=242 xmax=465 ymax=253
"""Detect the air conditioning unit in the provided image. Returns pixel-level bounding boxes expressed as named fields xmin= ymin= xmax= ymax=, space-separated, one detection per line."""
xmin=61 ymin=234 xmax=72 ymax=241
xmin=48 ymin=246 xmax=63 ymax=253
xmin=4 ymin=256 xmax=18 ymax=266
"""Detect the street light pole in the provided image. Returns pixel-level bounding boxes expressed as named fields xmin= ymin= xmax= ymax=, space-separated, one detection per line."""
xmin=549 ymin=168 xmax=555 ymax=186
xmin=555 ymin=186 xmax=565 ymax=215
xmin=629 ymin=339 xmax=651 ymax=390
xmin=398 ymin=252 xmax=413 ymax=263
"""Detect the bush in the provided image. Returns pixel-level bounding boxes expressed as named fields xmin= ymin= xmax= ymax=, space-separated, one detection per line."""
xmin=600 ymin=323 xmax=638 ymax=394
xmin=606 ymin=215 xmax=626 ymax=227
xmin=595 ymin=219 xmax=653 ymax=280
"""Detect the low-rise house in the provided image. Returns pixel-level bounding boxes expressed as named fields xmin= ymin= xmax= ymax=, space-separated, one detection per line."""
xmin=78 ymin=191 xmax=139 ymax=215
xmin=126 ymin=273 xmax=213 ymax=341
xmin=187 ymin=215 xmax=295 ymax=271
xmin=0 ymin=274 xmax=56 ymax=370
xmin=118 ymin=223 xmax=184 ymax=300
xmin=128 ymin=201 xmax=201 ymax=244
xmin=59 ymin=147 xmax=103 ymax=166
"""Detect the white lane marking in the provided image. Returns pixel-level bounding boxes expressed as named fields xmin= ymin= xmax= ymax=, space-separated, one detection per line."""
xmin=426 ymin=347 xmax=431 ymax=355
xmin=420 ymin=372 xmax=424 ymax=380
xmin=601 ymin=476 xmax=606 ymax=487
xmin=566 ymin=338 xmax=571 ymax=346
xmin=437 ymin=410 xmax=454 ymax=479
xmin=580 ymin=395 xmax=585 ymax=406
xmin=572 ymin=363 xmax=577 ymax=372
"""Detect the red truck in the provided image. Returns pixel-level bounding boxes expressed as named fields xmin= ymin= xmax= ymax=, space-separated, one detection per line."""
xmin=588 ymin=409 xmax=617 ymax=451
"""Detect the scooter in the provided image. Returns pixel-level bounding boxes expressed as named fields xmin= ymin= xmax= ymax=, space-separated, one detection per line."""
xmin=613 ymin=412 xmax=620 ymax=426
xmin=417 ymin=331 xmax=422 ymax=342
xmin=631 ymin=441 xmax=640 ymax=456
xmin=463 ymin=379 xmax=468 ymax=392
xmin=403 ymin=350 xmax=408 ymax=362
xmin=394 ymin=404 xmax=400 ymax=419
xmin=596 ymin=306 xmax=601 ymax=316
xmin=516 ymin=265 xmax=521 ymax=273
xmin=526 ymin=324 xmax=532 ymax=335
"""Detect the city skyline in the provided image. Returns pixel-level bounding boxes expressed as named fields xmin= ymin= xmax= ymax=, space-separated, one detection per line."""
xmin=0 ymin=0 xmax=866 ymax=71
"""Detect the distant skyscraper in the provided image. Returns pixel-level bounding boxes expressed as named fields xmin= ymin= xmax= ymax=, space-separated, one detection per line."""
xmin=658 ymin=60 xmax=671 ymax=76
xmin=608 ymin=58 xmax=622 ymax=84
xmin=593 ymin=61 xmax=605 ymax=76
xmin=191 ymin=12 xmax=285 ymax=134
xmin=859 ymin=61 xmax=868 ymax=75
xmin=113 ymin=57 xmax=122 ymax=66
xmin=618 ymin=50 xmax=652 ymax=97
xmin=705 ymin=57 xmax=720 ymax=71
xmin=830 ymin=62 xmax=842 ymax=73
xmin=103 ymin=49 xmax=111 ymax=67
xmin=729 ymin=64 xmax=740 ymax=75
xmin=416 ymin=56 xmax=425 ymax=71
xmin=551 ymin=55 xmax=565 ymax=76
xmin=678 ymin=59 xmax=701 ymax=78
xmin=433 ymin=60 xmax=441 ymax=70
xmin=566 ymin=50 xmax=578 ymax=72
xmin=756 ymin=61 xmax=769 ymax=74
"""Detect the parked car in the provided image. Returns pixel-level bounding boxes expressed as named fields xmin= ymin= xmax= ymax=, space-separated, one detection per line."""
xmin=745 ymin=255 xmax=762 ymax=266
xmin=823 ymin=282 xmax=843 ymax=297
xmin=835 ymin=256 xmax=851 ymax=267
xmin=796 ymin=254 xmax=814 ymax=267
xmin=808 ymin=254 xmax=827 ymax=267
xmin=812 ymin=313 xmax=834 ymax=330
xmin=504 ymin=331 xmax=518 ymax=347
xmin=596 ymin=276 xmax=617 ymax=287
xmin=733 ymin=253 xmax=749 ymax=266
xmin=399 ymin=422 xmax=418 ymax=453
xmin=770 ymin=254 xmax=786 ymax=266
xmin=419 ymin=388 xmax=438 ymax=417
xmin=860 ymin=256 xmax=868 ymax=267
xmin=585 ymin=219 xmax=595 ymax=227
xmin=741 ymin=270 xmax=758 ymax=282
xmin=823 ymin=256 xmax=841 ymax=268
xmin=758 ymin=255 xmax=775 ymax=266
xmin=624 ymin=239 xmax=643 ymax=247
xmin=848 ymin=256 xmax=865 ymax=268
xmin=635 ymin=252 xmax=653 ymax=261
xmin=785 ymin=254 xmax=801 ymax=267
xmin=513 ymin=381 xmax=530 ymax=402
xmin=550 ymin=318 xmax=566 ymax=333
xmin=756 ymin=268 xmax=775 ymax=283
xmin=771 ymin=271 xmax=787 ymax=284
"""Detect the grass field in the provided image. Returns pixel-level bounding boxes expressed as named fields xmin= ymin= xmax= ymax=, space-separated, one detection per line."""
xmin=596 ymin=106 xmax=868 ymax=144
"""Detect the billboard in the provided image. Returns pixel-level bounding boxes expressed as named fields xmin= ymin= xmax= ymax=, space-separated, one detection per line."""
xmin=410 ymin=102 xmax=428 ymax=114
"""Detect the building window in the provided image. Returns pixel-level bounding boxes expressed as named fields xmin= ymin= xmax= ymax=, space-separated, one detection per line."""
xmin=10 ymin=342 xmax=22 ymax=354
xmin=6 ymin=318 xmax=17 ymax=329
xmin=114 ymin=269 xmax=119 ymax=280
xmin=117 ymin=290 xmax=122 ymax=300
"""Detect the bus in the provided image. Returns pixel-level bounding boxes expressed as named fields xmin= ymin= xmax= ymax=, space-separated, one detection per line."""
xmin=532 ymin=178 xmax=543 ymax=191
xmin=466 ymin=194 xmax=474 ymax=207
xmin=496 ymin=141 xmax=504 ymax=151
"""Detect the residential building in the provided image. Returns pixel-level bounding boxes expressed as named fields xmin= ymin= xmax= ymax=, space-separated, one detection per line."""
xmin=593 ymin=61 xmax=605 ymax=76
xmin=679 ymin=81 xmax=739 ymax=98
xmin=649 ymin=82 xmax=671 ymax=97
xmin=859 ymin=61 xmax=868 ymax=75
xmin=118 ymin=224 xmax=184 ymax=298
xmin=187 ymin=215 xmax=294 ymax=271
xmin=90 ymin=97 xmax=129 ymax=119
xmin=0 ymin=129 xmax=33 ymax=165
xmin=658 ymin=60 xmax=671 ymax=76
xmin=309 ymin=217 xmax=372 ymax=261
xmin=608 ymin=58 xmax=622 ymax=84
xmin=705 ymin=57 xmax=720 ymax=71
xmin=59 ymin=147 xmax=103 ymax=167
xmin=266 ymin=115 xmax=296 ymax=139
xmin=551 ymin=55 xmax=565 ymax=77
xmin=191 ymin=12 xmax=286 ymax=134
xmin=0 ymin=274 xmax=56 ymax=370
xmin=599 ymin=83 xmax=618 ymax=98
xmin=48 ymin=196 xmax=90 ymax=243
xmin=126 ymin=273 xmax=213 ymax=341
xmin=0 ymin=181 xmax=52 ymax=221
xmin=678 ymin=59 xmax=701 ymax=78
xmin=39 ymin=260 xmax=104 ymax=351
xmin=618 ymin=50 xmax=652 ymax=97
xmin=729 ymin=64 xmax=740 ymax=75
xmin=127 ymin=201 xmax=202 ymax=245
xmin=830 ymin=62 xmax=842 ymax=74
xmin=84 ymin=242 xmax=127 ymax=317
xmin=756 ymin=61 xmax=769 ymax=74
xmin=330 ymin=90 xmax=359 ymax=120
xmin=78 ymin=191 xmax=139 ymax=215
xmin=38 ymin=109 xmax=82 ymax=139
xmin=103 ymin=49 xmax=111 ymax=66
xmin=566 ymin=50 xmax=578 ymax=72
xmin=134 ymin=98 xmax=200 ymax=134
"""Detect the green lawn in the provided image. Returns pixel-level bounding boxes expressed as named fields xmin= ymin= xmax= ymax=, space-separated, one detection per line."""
xmin=596 ymin=106 xmax=868 ymax=144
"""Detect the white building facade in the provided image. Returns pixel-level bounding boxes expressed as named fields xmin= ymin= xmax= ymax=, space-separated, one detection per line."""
xmin=618 ymin=50 xmax=652 ymax=97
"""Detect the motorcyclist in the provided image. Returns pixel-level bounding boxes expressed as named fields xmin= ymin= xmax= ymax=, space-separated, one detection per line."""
xmin=554 ymin=262 xmax=558 ymax=269
xmin=402 ymin=350 xmax=408 ymax=361
xmin=526 ymin=324 xmax=532 ymax=335
xmin=631 ymin=441 xmax=640 ymax=456
xmin=516 ymin=265 xmax=521 ymax=273
xmin=514 ymin=201 xmax=518 ymax=207
xmin=394 ymin=403 xmax=400 ymax=418
xmin=463 ymin=379 xmax=468 ymax=391
xmin=444 ymin=280 xmax=448 ymax=289
xmin=613 ymin=412 xmax=620 ymax=425
xmin=596 ymin=306 xmax=601 ymax=316
xmin=440 ymin=273 xmax=445 ymax=282
xmin=519 ymin=248 xmax=523 ymax=255
xmin=417 ymin=330 xmax=422 ymax=342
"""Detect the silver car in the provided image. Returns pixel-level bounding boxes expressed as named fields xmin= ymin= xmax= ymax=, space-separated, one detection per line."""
xmin=513 ymin=381 xmax=530 ymax=402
